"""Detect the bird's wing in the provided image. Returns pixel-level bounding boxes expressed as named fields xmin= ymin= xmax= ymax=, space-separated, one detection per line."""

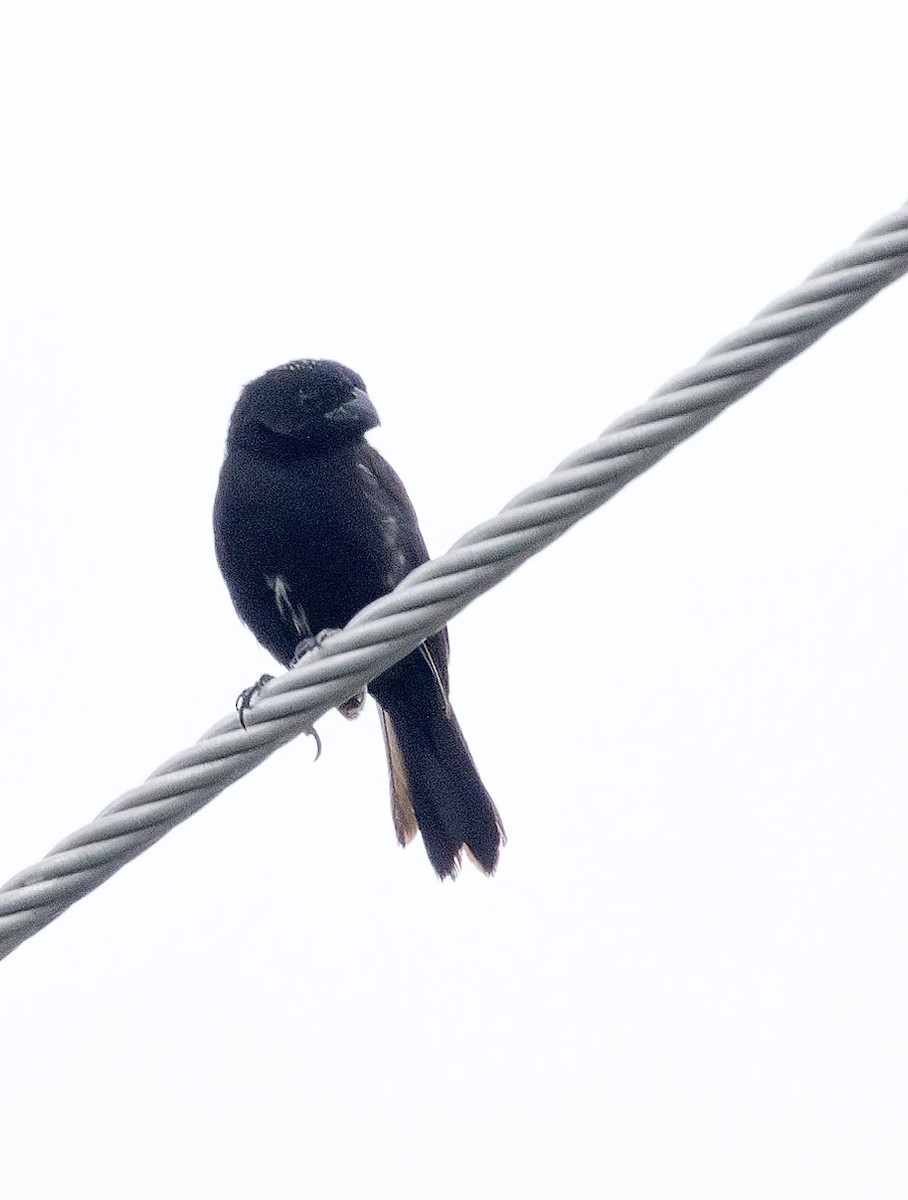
xmin=355 ymin=442 xmax=451 ymax=691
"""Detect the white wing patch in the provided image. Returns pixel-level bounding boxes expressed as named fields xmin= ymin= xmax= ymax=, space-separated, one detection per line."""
xmin=265 ymin=574 xmax=312 ymax=640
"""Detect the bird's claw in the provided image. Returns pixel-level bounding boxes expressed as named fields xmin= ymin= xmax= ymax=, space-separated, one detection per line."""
xmin=236 ymin=673 xmax=275 ymax=729
xmin=236 ymin=671 xmax=322 ymax=758
xmin=309 ymin=726 xmax=323 ymax=760
xmin=291 ymin=629 xmax=366 ymax=723
xmin=290 ymin=627 xmax=341 ymax=668
xmin=338 ymin=691 xmax=366 ymax=720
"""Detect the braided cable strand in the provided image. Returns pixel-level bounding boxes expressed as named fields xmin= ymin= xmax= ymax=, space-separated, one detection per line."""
xmin=2 ymin=204 xmax=906 ymax=961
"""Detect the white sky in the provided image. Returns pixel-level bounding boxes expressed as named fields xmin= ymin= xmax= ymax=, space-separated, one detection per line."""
xmin=1 ymin=4 xmax=906 ymax=1197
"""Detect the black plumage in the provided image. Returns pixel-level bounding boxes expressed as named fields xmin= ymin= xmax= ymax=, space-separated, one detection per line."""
xmin=213 ymin=359 xmax=504 ymax=878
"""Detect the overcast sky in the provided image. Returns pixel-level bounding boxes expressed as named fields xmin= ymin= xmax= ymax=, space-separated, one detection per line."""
xmin=2 ymin=4 xmax=906 ymax=1197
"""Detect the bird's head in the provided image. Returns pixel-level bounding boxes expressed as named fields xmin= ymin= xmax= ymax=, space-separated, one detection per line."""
xmin=228 ymin=359 xmax=380 ymax=452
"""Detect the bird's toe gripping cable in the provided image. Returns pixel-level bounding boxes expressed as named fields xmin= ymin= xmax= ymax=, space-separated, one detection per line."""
xmin=291 ymin=629 xmax=367 ymax=724
xmin=235 ymin=673 xmax=275 ymax=729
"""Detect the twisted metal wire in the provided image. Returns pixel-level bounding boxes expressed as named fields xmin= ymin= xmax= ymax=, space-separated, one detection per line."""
xmin=2 ymin=203 xmax=906 ymax=961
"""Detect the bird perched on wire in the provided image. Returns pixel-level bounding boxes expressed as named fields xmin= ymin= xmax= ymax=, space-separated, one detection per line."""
xmin=213 ymin=359 xmax=505 ymax=878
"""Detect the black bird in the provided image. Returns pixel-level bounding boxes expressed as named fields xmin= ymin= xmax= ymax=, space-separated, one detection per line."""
xmin=213 ymin=359 xmax=505 ymax=878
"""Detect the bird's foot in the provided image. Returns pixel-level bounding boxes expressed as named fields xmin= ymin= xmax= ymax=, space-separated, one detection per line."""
xmin=236 ymin=673 xmax=274 ymax=729
xmin=236 ymin=671 xmax=323 ymax=759
xmin=337 ymin=692 xmax=366 ymax=720
xmin=289 ymin=628 xmax=341 ymax=668
xmin=291 ymin=629 xmax=366 ymax=722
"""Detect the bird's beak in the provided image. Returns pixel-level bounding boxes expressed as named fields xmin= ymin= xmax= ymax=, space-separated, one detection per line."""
xmin=324 ymin=386 xmax=380 ymax=431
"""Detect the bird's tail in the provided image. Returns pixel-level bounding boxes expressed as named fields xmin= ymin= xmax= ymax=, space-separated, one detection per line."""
xmin=378 ymin=704 xmax=505 ymax=879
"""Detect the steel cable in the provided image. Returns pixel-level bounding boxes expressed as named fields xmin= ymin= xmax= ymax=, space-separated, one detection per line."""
xmin=2 ymin=202 xmax=906 ymax=960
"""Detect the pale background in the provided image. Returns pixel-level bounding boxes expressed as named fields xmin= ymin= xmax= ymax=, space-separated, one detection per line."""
xmin=1 ymin=3 xmax=906 ymax=1197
